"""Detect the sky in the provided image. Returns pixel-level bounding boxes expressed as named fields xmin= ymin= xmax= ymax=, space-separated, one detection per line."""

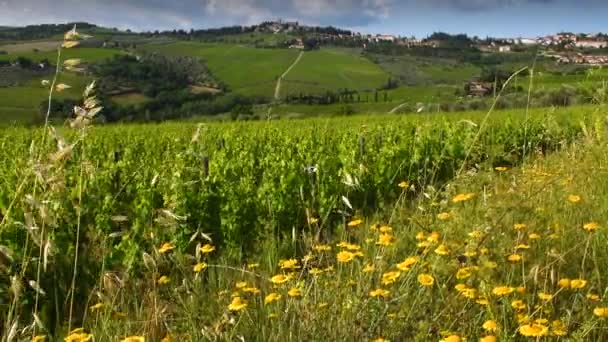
xmin=0 ymin=0 xmax=605 ymax=38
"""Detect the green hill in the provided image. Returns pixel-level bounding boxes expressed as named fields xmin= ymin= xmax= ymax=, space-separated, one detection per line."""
xmin=281 ymin=48 xmax=390 ymax=95
xmin=140 ymin=42 xmax=300 ymax=98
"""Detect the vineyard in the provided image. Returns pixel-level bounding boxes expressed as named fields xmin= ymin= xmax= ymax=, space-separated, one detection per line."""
xmin=2 ymin=103 xmax=608 ymax=340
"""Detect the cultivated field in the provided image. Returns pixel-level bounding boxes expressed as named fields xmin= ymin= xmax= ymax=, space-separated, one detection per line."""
xmin=281 ymin=48 xmax=389 ymax=95
xmin=141 ymin=42 xmax=300 ymax=98
xmin=3 ymin=101 xmax=608 ymax=340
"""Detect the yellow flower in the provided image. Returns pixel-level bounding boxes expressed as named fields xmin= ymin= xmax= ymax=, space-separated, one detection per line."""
xmin=507 ymin=254 xmax=523 ymax=263
xmin=33 ymin=336 xmax=47 ymax=342
xmin=374 ymin=338 xmax=390 ymax=342
xmin=158 ymin=242 xmax=175 ymax=254
xmin=279 ymin=259 xmax=300 ymax=270
xmin=382 ymin=271 xmax=401 ymax=285
xmin=552 ymin=320 xmax=567 ymax=336
xmin=396 ymin=257 xmax=418 ymax=271
xmin=511 ymin=300 xmax=526 ymax=311
xmin=193 ymin=262 xmax=208 ymax=273
xmin=460 ymin=250 xmax=476 ymax=258
xmin=518 ymin=324 xmax=549 ymax=337
xmin=264 ymin=292 xmax=282 ymax=304
xmin=415 ymin=231 xmax=426 ymax=240
xmin=495 ymin=166 xmax=509 ymax=172
xmin=308 ymin=217 xmax=319 ymax=224
xmin=362 ymin=263 xmax=375 ymax=273
xmin=347 ymin=219 xmax=363 ymax=228
xmin=538 ymin=292 xmax=553 ymax=301
xmin=440 ymin=335 xmax=461 ymax=342
xmin=570 ymin=279 xmax=587 ymax=289
xmin=427 ymin=232 xmax=441 ymax=242
xmin=270 ymin=274 xmax=290 ymax=284
xmin=476 ymin=297 xmax=490 ymax=305
xmin=121 ymin=337 xmax=145 ymax=342
xmin=417 ymin=273 xmax=435 ymax=287
xmin=515 ymin=244 xmax=530 ymax=250
xmin=558 ymin=278 xmax=571 ymax=289
xmin=461 ymin=288 xmax=477 ymax=299
xmin=369 ymin=288 xmax=390 ymax=299
xmin=243 ymin=287 xmax=260 ymax=294
xmin=434 ymin=244 xmax=450 ymax=256
xmin=492 ymin=286 xmax=515 ymax=296
xmin=160 ymin=334 xmax=171 ymax=342
xmin=516 ymin=286 xmax=527 ymax=294
xmin=437 ymin=212 xmax=451 ymax=220
xmin=398 ymin=181 xmax=409 ymax=188
xmin=528 ymin=233 xmax=541 ymax=240
xmin=568 ymin=195 xmax=581 ymax=203
xmin=513 ymin=223 xmax=527 ymax=231
xmin=377 ymin=233 xmax=396 ymax=246
xmin=480 ymin=336 xmax=496 ymax=342
xmin=337 ymin=251 xmax=356 ymax=263
xmin=594 ymin=307 xmax=608 ymax=318
xmin=379 ymin=225 xmax=393 ymax=233
xmin=200 ymin=244 xmax=216 ymax=254
xmin=157 ymin=276 xmax=170 ymax=285
xmin=482 ymin=320 xmax=497 ymax=332
xmin=583 ymin=222 xmax=600 ymax=232
xmin=456 ymin=267 xmax=472 ymax=280
xmin=228 ymin=297 xmax=248 ymax=311
xmin=64 ymin=329 xmax=93 ymax=342
xmin=452 ymin=193 xmax=475 ymax=203
xmin=468 ymin=230 xmax=483 ymax=239
xmin=587 ymin=293 xmax=601 ymax=301
xmin=313 ymin=244 xmax=331 ymax=252
xmin=288 ymin=287 xmax=302 ymax=297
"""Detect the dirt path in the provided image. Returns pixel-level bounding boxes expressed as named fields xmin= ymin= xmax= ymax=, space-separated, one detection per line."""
xmin=274 ymin=51 xmax=304 ymax=100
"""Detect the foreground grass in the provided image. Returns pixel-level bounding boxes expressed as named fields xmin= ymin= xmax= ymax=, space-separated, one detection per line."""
xmin=33 ymin=131 xmax=608 ymax=341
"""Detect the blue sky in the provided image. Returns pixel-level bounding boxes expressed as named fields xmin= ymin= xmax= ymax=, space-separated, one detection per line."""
xmin=0 ymin=0 xmax=605 ymax=38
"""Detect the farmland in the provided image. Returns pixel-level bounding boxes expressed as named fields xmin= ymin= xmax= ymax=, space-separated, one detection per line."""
xmin=281 ymin=48 xmax=389 ymax=95
xmin=140 ymin=42 xmax=300 ymax=98
xmin=2 ymin=102 xmax=608 ymax=340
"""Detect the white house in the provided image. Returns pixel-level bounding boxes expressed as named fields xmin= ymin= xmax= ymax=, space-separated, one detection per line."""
xmin=576 ymin=40 xmax=607 ymax=49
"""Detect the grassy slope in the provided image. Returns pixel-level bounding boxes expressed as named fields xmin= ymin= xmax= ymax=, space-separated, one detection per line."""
xmin=0 ymin=73 xmax=92 ymax=125
xmin=282 ymin=48 xmax=389 ymax=95
xmin=0 ymin=47 xmax=122 ymax=124
xmin=370 ymin=54 xmax=481 ymax=86
xmin=0 ymin=47 xmax=123 ymax=63
xmin=140 ymin=42 xmax=300 ymax=98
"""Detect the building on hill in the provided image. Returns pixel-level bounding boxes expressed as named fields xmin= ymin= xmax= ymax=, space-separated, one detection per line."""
xmin=576 ymin=40 xmax=607 ymax=49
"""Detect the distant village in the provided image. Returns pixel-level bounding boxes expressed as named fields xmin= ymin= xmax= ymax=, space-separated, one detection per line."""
xmin=254 ymin=20 xmax=608 ymax=66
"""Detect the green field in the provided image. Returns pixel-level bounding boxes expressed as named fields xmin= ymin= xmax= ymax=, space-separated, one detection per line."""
xmin=0 ymin=72 xmax=92 ymax=124
xmin=2 ymin=105 xmax=608 ymax=340
xmin=370 ymin=54 xmax=481 ymax=86
xmin=0 ymin=40 xmax=62 ymax=53
xmin=0 ymin=47 xmax=123 ymax=63
xmin=282 ymin=48 xmax=389 ymax=95
xmin=141 ymin=42 xmax=300 ymax=98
